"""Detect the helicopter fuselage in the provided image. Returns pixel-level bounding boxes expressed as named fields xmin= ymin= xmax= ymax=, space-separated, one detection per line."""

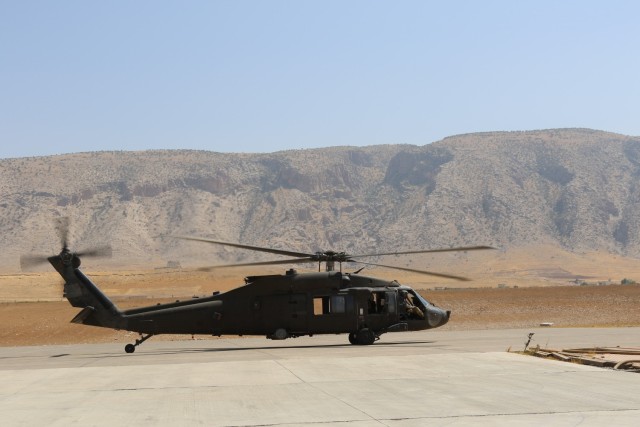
xmin=120 ymin=269 xmax=450 ymax=339
xmin=52 ymin=250 xmax=450 ymax=351
xmin=34 ymin=220 xmax=486 ymax=353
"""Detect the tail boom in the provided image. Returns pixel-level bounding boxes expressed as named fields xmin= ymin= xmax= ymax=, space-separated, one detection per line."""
xmin=49 ymin=253 xmax=124 ymax=330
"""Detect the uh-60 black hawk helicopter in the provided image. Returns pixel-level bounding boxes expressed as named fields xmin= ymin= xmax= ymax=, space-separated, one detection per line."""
xmin=21 ymin=219 xmax=493 ymax=353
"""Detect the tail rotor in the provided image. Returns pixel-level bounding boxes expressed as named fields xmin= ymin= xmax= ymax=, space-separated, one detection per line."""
xmin=20 ymin=217 xmax=112 ymax=271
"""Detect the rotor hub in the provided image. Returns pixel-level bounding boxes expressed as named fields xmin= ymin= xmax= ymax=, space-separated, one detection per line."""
xmin=60 ymin=249 xmax=74 ymax=265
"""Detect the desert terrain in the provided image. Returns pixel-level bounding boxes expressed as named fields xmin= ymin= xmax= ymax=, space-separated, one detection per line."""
xmin=1 ymin=265 xmax=639 ymax=347
xmin=3 ymin=132 xmax=640 ymax=347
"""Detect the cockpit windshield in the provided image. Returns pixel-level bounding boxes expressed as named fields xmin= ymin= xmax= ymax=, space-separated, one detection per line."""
xmin=410 ymin=290 xmax=431 ymax=308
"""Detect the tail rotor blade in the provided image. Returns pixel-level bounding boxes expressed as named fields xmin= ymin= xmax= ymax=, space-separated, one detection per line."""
xmin=20 ymin=254 xmax=50 ymax=271
xmin=55 ymin=217 xmax=70 ymax=249
xmin=77 ymin=245 xmax=113 ymax=258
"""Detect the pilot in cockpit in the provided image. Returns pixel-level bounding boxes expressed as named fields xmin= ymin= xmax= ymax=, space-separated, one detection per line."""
xmin=402 ymin=292 xmax=425 ymax=319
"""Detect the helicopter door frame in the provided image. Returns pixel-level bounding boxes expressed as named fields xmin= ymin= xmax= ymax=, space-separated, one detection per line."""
xmin=385 ymin=290 xmax=398 ymax=317
xmin=309 ymin=291 xmax=358 ymax=334
xmin=251 ymin=293 xmax=308 ymax=336
xmin=288 ymin=293 xmax=308 ymax=335
xmin=363 ymin=290 xmax=398 ymax=332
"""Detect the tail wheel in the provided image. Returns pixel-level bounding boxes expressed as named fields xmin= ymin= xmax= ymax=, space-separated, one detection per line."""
xmin=124 ymin=334 xmax=153 ymax=353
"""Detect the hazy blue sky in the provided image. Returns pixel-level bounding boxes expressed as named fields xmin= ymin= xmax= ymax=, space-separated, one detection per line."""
xmin=2 ymin=1 xmax=639 ymax=159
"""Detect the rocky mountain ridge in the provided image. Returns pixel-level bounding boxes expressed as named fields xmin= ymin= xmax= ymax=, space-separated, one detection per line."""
xmin=1 ymin=128 xmax=639 ymax=273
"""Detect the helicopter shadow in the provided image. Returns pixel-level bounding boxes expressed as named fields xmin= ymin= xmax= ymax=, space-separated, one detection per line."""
xmin=79 ymin=340 xmax=445 ymax=360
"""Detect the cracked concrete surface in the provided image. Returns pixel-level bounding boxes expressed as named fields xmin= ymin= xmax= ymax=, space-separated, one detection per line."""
xmin=1 ymin=328 xmax=640 ymax=426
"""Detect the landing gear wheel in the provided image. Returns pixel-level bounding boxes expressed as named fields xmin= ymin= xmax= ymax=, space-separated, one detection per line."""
xmin=124 ymin=333 xmax=153 ymax=353
xmin=356 ymin=328 xmax=376 ymax=345
xmin=348 ymin=332 xmax=358 ymax=345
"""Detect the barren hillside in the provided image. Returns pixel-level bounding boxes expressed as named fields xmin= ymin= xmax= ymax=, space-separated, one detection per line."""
xmin=2 ymin=128 xmax=640 ymax=284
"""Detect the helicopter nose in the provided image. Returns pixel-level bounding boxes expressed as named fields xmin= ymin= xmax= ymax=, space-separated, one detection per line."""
xmin=426 ymin=306 xmax=450 ymax=328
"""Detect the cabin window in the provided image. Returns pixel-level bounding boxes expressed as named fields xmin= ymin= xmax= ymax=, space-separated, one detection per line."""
xmin=368 ymin=292 xmax=387 ymax=314
xmin=314 ymin=297 xmax=329 ymax=315
xmin=331 ymin=295 xmax=345 ymax=313
xmin=314 ymin=295 xmax=349 ymax=315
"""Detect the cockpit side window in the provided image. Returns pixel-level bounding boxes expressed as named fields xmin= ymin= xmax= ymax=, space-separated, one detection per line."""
xmin=400 ymin=290 xmax=427 ymax=320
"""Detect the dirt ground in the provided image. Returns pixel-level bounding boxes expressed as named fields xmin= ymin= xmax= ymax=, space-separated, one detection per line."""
xmin=2 ymin=285 xmax=640 ymax=347
xmin=1 ymin=267 xmax=639 ymax=347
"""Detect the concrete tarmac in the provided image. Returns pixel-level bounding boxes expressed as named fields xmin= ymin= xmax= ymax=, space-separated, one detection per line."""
xmin=1 ymin=327 xmax=639 ymax=426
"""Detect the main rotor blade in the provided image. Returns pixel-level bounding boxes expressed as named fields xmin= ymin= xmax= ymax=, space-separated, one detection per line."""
xmin=175 ymin=236 xmax=312 ymax=258
xmin=198 ymin=257 xmax=314 ymax=272
xmin=20 ymin=254 xmax=50 ymax=271
xmin=351 ymin=260 xmax=471 ymax=281
xmin=350 ymin=245 xmax=496 ymax=258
